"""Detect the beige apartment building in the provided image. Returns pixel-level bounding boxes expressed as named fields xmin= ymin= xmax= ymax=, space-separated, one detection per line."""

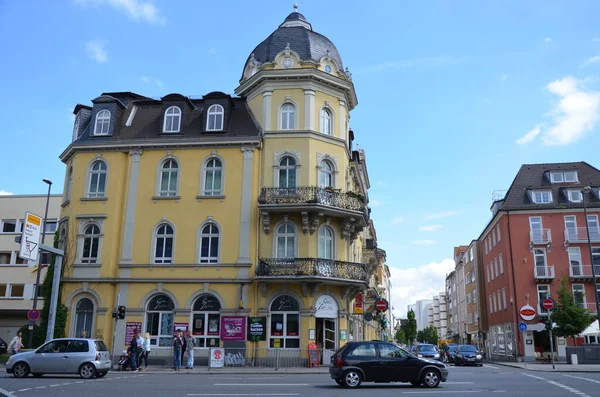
xmin=0 ymin=194 xmax=62 ymax=343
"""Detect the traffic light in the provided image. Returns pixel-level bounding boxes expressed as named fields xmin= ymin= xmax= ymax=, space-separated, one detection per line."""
xmin=117 ymin=305 xmax=126 ymax=320
xmin=545 ymin=318 xmax=552 ymax=331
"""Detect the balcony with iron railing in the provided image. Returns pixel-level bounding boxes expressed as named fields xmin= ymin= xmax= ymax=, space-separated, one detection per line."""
xmin=569 ymin=264 xmax=600 ymax=281
xmin=530 ymin=229 xmax=552 ymax=245
xmin=533 ymin=265 xmax=555 ymax=281
xmin=258 ymin=186 xmax=369 ymax=226
xmin=564 ymin=227 xmax=600 ymax=243
xmin=256 ymin=258 xmax=368 ymax=286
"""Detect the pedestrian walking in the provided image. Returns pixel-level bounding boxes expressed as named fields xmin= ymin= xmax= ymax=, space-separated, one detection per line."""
xmin=172 ymin=330 xmax=184 ymax=371
xmin=442 ymin=342 xmax=450 ymax=363
xmin=142 ymin=332 xmax=151 ymax=371
xmin=135 ymin=331 xmax=144 ymax=371
xmin=129 ymin=330 xmax=143 ymax=371
xmin=7 ymin=332 xmax=23 ymax=355
xmin=184 ymin=330 xmax=195 ymax=369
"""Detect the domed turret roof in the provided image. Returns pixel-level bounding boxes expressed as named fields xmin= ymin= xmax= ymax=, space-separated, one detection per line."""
xmin=244 ymin=8 xmax=344 ymax=74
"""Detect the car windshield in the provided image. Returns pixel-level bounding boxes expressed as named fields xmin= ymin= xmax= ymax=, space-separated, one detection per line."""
xmin=459 ymin=345 xmax=478 ymax=352
xmin=417 ymin=344 xmax=436 ymax=352
xmin=95 ymin=340 xmax=109 ymax=351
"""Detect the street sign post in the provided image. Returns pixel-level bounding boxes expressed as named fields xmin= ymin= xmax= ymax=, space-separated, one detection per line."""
xmin=376 ymin=299 xmax=389 ymax=312
xmin=18 ymin=212 xmax=42 ymax=261
xmin=543 ymin=298 xmax=555 ymax=310
xmin=28 ymin=309 xmax=41 ymax=322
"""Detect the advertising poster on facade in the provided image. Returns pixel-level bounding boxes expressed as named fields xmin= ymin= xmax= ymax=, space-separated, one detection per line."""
xmin=247 ymin=317 xmax=266 ymax=341
xmin=220 ymin=316 xmax=246 ymax=341
xmin=125 ymin=322 xmax=142 ymax=345
xmin=173 ymin=322 xmax=189 ymax=333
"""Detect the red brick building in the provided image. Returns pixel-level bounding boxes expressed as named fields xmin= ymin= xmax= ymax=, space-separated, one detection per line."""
xmin=479 ymin=162 xmax=600 ymax=362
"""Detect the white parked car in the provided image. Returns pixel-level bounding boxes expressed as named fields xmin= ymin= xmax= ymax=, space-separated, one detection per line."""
xmin=5 ymin=338 xmax=111 ymax=379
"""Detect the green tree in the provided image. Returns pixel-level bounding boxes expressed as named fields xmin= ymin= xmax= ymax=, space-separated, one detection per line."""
xmin=395 ymin=327 xmax=406 ymax=344
xmin=552 ymin=278 xmax=596 ymax=345
xmin=422 ymin=325 xmax=439 ymax=345
xmin=416 ymin=329 xmax=424 ymax=342
xmin=406 ymin=309 xmax=417 ymax=344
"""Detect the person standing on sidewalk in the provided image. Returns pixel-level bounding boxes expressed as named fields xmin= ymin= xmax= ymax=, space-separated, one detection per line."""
xmin=142 ymin=332 xmax=151 ymax=371
xmin=135 ymin=331 xmax=144 ymax=371
xmin=172 ymin=330 xmax=184 ymax=371
xmin=184 ymin=330 xmax=195 ymax=369
xmin=8 ymin=332 xmax=23 ymax=355
xmin=129 ymin=333 xmax=139 ymax=371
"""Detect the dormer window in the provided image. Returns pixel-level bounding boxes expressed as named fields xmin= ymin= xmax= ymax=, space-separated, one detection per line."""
xmin=568 ymin=190 xmax=583 ymax=203
xmin=206 ymin=105 xmax=224 ymax=131
xmin=94 ymin=110 xmax=111 ymax=136
xmin=531 ymin=190 xmax=552 ymax=204
xmin=550 ymin=171 xmax=578 ymax=183
xmin=163 ymin=106 xmax=181 ymax=133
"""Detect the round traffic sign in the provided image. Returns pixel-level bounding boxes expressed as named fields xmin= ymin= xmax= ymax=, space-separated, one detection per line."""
xmin=519 ymin=304 xmax=536 ymax=321
xmin=376 ymin=299 xmax=388 ymax=312
xmin=28 ymin=309 xmax=41 ymax=321
xmin=542 ymin=298 xmax=555 ymax=310
xmin=518 ymin=322 xmax=528 ymax=332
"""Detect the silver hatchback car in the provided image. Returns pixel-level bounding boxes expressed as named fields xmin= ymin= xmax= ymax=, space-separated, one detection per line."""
xmin=5 ymin=338 xmax=111 ymax=379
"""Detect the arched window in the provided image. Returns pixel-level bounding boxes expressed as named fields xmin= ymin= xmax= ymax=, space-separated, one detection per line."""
xmin=163 ymin=106 xmax=181 ymax=133
xmin=278 ymin=156 xmax=296 ymax=189
xmin=159 ymin=159 xmax=179 ymax=197
xmin=318 ymin=225 xmax=334 ymax=260
xmin=88 ymin=160 xmax=107 ymax=198
xmin=191 ymin=294 xmax=221 ymax=348
xmin=280 ymin=103 xmax=296 ymax=130
xmin=203 ymin=158 xmax=223 ymax=196
xmin=320 ymin=108 xmax=332 ymax=135
xmin=207 ymin=104 xmax=224 ymax=131
xmin=94 ymin=110 xmax=111 ymax=135
xmin=275 ymin=223 xmax=296 ymax=258
xmin=154 ymin=223 xmax=174 ymax=264
xmin=74 ymin=298 xmax=94 ymax=338
xmin=269 ymin=295 xmax=300 ymax=348
xmin=199 ymin=223 xmax=219 ymax=263
xmin=145 ymin=294 xmax=174 ymax=347
xmin=65 ymin=166 xmax=73 ymax=201
xmin=319 ymin=160 xmax=334 ymax=188
xmin=82 ymin=224 xmax=100 ymax=264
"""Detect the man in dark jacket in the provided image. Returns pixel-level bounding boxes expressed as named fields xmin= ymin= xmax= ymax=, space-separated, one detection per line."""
xmin=129 ymin=333 xmax=139 ymax=371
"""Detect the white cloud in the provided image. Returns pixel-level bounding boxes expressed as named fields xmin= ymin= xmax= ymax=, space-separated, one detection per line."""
xmin=412 ymin=240 xmax=435 ymax=245
xmin=85 ymin=40 xmax=108 ymax=63
xmin=0 ymin=190 xmax=13 ymax=195
xmin=370 ymin=56 xmax=465 ymax=72
xmin=391 ymin=217 xmax=405 ymax=225
xmin=582 ymin=55 xmax=600 ymax=67
xmin=369 ymin=198 xmax=384 ymax=207
xmin=76 ymin=0 xmax=165 ymax=25
xmin=418 ymin=225 xmax=442 ymax=232
xmin=545 ymin=37 xmax=552 ymax=43
xmin=501 ymin=74 xmax=509 ymax=81
xmin=424 ymin=211 xmax=456 ymax=220
xmin=208 ymin=48 xmax=217 ymax=55
xmin=516 ymin=125 xmax=541 ymax=144
xmin=541 ymin=76 xmax=600 ymax=146
xmin=388 ymin=259 xmax=455 ymax=318
xmin=140 ymin=75 xmax=164 ymax=89
xmin=594 ymin=37 xmax=600 ymax=42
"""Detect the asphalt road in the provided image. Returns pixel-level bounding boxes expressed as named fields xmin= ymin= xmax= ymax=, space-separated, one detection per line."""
xmin=1 ymin=364 xmax=600 ymax=397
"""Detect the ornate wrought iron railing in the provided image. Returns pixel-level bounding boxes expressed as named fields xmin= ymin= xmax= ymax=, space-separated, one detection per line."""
xmin=258 ymin=187 xmax=366 ymax=213
xmin=256 ymin=258 xmax=368 ymax=283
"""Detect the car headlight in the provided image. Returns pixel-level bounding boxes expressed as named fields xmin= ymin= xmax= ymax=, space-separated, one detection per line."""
xmin=434 ymin=354 xmax=440 ymax=358
xmin=476 ymin=354 xmax=482 ymax=359
xmin=418 ymin=354 xmax=423 ymax=357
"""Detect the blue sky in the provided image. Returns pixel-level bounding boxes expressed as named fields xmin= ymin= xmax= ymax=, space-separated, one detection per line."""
xmin=1 ymin=0 xmax=600 ymax=316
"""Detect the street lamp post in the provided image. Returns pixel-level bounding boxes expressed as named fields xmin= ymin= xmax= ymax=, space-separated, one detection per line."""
xmin=582 ymin=186 xmax=600 ymax=321
xmin=27 ymin=178 xmax=52 ymax=349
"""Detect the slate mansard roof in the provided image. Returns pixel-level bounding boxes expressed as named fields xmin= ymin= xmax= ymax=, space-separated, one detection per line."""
xmin=497 ymin=162 xmax=600 ymax=211
xmin=70 ymin=91 xmax=261 ymax=147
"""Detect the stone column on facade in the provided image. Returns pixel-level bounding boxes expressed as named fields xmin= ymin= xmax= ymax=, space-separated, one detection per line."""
xmin=304 ymin=89 xmax=315 ymax=131
xmin=236 ymin=146 xmax=255 ymax=307
xmin=262 ymin=91 xmax=272 ymax=131
xmin=338 ymin=100 xmax=346 ymax=140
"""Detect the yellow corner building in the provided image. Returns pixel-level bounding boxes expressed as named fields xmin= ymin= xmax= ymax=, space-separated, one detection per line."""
xmin=58 ymin=5 xmax=390 ymax=365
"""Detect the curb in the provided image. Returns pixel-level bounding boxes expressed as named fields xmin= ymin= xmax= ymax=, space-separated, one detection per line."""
xmin=489 ymin=361 xmax=600 ymax=373
xmin=116 ymin=368 xmax=330 ymax=375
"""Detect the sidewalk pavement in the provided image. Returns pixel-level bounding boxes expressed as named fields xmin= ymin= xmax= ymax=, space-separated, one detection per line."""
xmin=490 ymin=361 xmax=600 ymax=373
xmin=118 ymin=367 xmax=331 ymax=375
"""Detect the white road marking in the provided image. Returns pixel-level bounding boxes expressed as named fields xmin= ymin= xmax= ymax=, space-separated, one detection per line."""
xmin=188 ymin=394 xmax=299 ymax=396
xmin=49 ymin=384 xmax=61 ymax=387
xmin=0 ymin=387 xmax=15 ymax=397
xmin=563 ymin=374 xmax=600 ymax=384
xmin=402 ymin=391 xmax=482 ymax=394
xmin=75 ymin=381 xmax=84 ymax=384
xmin=446 ymin=381 xmax=474 ymax=384
xmin=523 ymin=373 xmax=592 ymax=397
xmin=62 ymin=383 xmax=72 ymax=386
xmin=35 ymin=386 xmax=47 ymax=389
xmin=213 ymin=383 xmax=309 ymax=386
xmin=483 ymin=364 xmax=499 ymax=369
xmin=18 ymin=389 xmax=32 ymax=392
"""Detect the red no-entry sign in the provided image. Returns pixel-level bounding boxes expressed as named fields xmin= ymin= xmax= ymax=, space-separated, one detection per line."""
xmin=542 ymin=298 xmax=555 ymax=310
xmin=376 ymin=299 xmax=388 ymax=312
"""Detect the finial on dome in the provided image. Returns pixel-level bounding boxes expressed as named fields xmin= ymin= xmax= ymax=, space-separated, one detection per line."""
xmin=293 ymin=1 xmax=299 ymax=12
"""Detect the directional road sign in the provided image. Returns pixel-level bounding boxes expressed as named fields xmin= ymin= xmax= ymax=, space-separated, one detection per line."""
xmin=518 ymin=322 xmax=528 ymax=332
xmin=18 ymin=212 xmax=42 ymax=261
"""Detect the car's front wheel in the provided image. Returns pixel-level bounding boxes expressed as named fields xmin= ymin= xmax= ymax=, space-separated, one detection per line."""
xmin=343 ymin=369 xmax=362 ymax=388
xmin=12 ymin=362 xmax=30 ymax=378
xmin=421 ymin=369 xmax=441 ymax=388
xmin=79 ymin=363 xmax=97 ymax=379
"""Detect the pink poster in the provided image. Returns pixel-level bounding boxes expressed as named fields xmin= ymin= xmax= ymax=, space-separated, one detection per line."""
xmin=220 ymin=316 xmax=246 ymax=341
xmin=173 ymin=322 xmax=189 ymax=333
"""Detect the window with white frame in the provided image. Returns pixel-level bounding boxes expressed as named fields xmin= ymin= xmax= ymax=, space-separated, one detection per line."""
xmin=280 ymin=103 xmax=296 ymax=130
xmin=496 ymin=224 xmax=501 ymax=242
xmin=74 ymin=298 xmax=94 ymax=338
xmin=550 ymin=171 xmax=578 ymax=183
xmin=467 ymin=313 xmax=473 ymax=324
xmin=568 ymin=190 xmax=583 ymax=203
xmin=568 ymin=247 xmax=582 ymax=275
xmin=94 ymin=110 xmax=111 ymax=135
xmin=573 ymin=284 xmax=586 ymax=308
xmin=587 ymin=215 xmax=600 ymax=240
xmin=191 ymin=294 xmax=221 ymax=348
xmin=489 ymin=295 xmax=493 ymax=313
xmin=485 ymin=239 xmax=488 ymax=254
xmin=471 ymin=271 xmax=475 ymax=283
xmin=319 ymin=160 xmax=334 ymax=188
xmin=537 ymin=285 xmax=550 ymax=314
xmin=269 ymin=295 xmax=300 ymax=348
xmin=278 ymin=157 xmax=297 ymax=189
xmin=318 ymin=225 xmax=334 ymax=260
xmin=532 ymin=190 xmax=552 ymax=204
xmin=145 ymin=294 xmax=174 ymax=347
xmin=275 ymin=223 xmax=296 ymax=258
xmin=206 ymin=104 xmax=224 ymax=131
xmin=529 ymin=216 xmax=543 ymax=241
xmin=203 ymin=158 xmax=223 ymax=196
xmin=499 ymin=253 xmax=504 ymax=274
xmin=153 ymin=223 xmax=174 ymax=264
xmin=320 ymin=108 xmax=332 ymax=135
xmin=473 ymin=290 xmax=477 ymax=304
xmin=469 ymin=247 xmax=474 ymax=261
xmin=534 ymin=248 xmax=547 ymax=270
xmin=1 ymin=219 xmax=17 ymax=233
xmin=502 ymin=288 xmax=507 ymax=309
xmin=493 ymin=292 xmax=497 ymax=312
xmin=494 ymin=257 xmax=499 ymax=278
xmin=8 ymin=284 xmax=24 ymax=298
xmin=486 ymin=264 xmax=490 ymax=282
xmin=87 ymin=160 xmax=107 ymax=198
xmin=159 ymin=159 xmax=179 ymax=196
xmin=81 ymin=224 xmax=100 ymax=264
xmin=565 ymin=215 xmax=577 ymax=240
xmin=492 ymin=230 xmax=496 ymax=246
xmin=0 ymin=252 xmax=10 ymax=264
xmin=466 ymin=293 xmax=471 ymax=304
xmin=199 ymin=223 xmax=219 ymax=264
xmin=163 ymin=106 xmax=182 ymax=133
